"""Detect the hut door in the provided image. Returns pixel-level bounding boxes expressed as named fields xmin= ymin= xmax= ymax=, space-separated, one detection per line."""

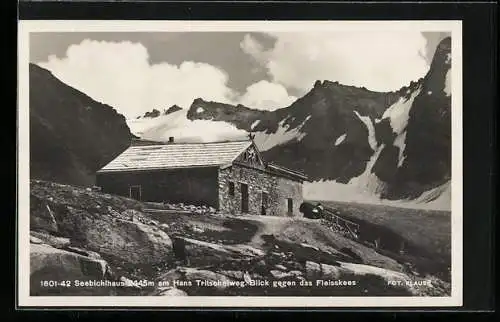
xmin=261 ymin=192 xmax=268 ymax=216
xmin=129 ymin=185 xmax=141 ymax=201
xmin=241 ymin=183 xmax=249 ymax=213
xmin=287 ymin=198 xmax=293 ymax=215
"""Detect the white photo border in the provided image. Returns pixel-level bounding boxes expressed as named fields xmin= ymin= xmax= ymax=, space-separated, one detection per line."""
xmin=17 ymin=20 xmax=463 ymax=308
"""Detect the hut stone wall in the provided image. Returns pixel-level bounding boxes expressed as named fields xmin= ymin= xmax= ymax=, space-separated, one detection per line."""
xmin=218 ymin=163 xmax=303 ymax=217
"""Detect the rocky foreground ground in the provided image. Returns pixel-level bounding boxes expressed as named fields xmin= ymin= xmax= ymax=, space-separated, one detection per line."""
xmin=29 ymin=180 xmax=451 ymax=297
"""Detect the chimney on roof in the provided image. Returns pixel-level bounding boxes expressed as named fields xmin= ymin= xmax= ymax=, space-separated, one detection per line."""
xmin=168 ymin=137 xmax=174 ymax=143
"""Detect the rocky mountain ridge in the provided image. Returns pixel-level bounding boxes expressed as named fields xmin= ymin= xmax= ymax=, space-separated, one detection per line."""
xmin=138 ymin=105 xmax=183 ymax=119
xmin=138 ymin=37 xmax=452 ymax=206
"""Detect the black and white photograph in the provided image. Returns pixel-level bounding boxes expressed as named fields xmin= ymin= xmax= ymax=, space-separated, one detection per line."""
xmin=17 ymin=20 xmax=462 ymax=307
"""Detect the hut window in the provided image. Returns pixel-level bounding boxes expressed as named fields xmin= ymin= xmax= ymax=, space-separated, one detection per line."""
xmin=228 ymin=182 xmax=235 ymax=196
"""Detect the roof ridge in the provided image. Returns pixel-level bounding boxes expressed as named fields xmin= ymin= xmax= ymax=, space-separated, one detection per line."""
xmin=130 ymin=138 xmax=251 ymax=147
xmin=98 ymin=138 xmax=254 ymax=172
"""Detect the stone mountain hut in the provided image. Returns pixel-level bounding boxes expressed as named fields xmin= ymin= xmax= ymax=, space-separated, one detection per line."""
xmin=96 ymin=137 xmax=309 ymax=217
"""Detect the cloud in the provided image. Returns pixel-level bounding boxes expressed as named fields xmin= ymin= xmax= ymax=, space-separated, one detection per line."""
xmin=239 ymin=80 xmax=297 ymax=111
xmin=128 ymin=109 xmax=248 ymax=143
xmin=39 ymin=40 xmax=237 ymax=119
xmin=39 ymin=39 xmax=295 ymax=118
xmin=240 ymin=34 xmax=267 ymax=64
xmin=240 ymin=32 xmax=431 ymax=93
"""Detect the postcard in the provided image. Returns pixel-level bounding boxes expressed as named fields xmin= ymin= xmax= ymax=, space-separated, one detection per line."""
xmin=17 ymin=19 xmax=463 ymax=308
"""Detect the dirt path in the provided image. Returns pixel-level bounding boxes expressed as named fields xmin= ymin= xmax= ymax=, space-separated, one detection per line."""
xmin=231 ymin=214 xmax=295 ymax=247
xmin=146 ymin=211 xmax=405 ymax=273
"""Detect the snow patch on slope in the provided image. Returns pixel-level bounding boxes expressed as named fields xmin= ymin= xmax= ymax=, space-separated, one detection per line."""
xmin=348 ymin=143 xmax=386 ymax=196
xmin=127 ymin=112 xmax=184 ymax=137
xmin=304 ymin=180 xmax=383 ymax=205
xmin=253 ymin=115 xmax=311 ymax=151
xmin=334 ymin=133 xmax=347 ymax=146
xmin=393 ymin=131 xmax=407 ymax=167
xmin=303 ymin=180 xmax=451 ymax=211
xmin=375 ymin=86 xmax=422 ymax=168
xmin=443 ymin=52 xmax=452 ymax=96
xmin=444 ymin=70 xmax=451 ymax=96
xmin=251 ymin=120 xmax=260 ymax=130
xmin=305 ymin=82 xmax=451 ymax=211
xmin=127 ymin=109 xmax=247 ymax=143
xmin=381 ymin=87 xmax=421 ymax=134
xmin=353 ymin=111 xmax=377 ymax=150
xmin=413 ymin=181 xmax=451 ymax=205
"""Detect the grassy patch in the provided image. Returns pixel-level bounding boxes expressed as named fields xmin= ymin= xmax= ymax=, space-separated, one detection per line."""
xmin=312 ymin=200 xmax=451 ymax=281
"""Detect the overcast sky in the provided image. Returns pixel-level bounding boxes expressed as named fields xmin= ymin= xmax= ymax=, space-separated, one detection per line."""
xmin=31 ymin=31 xmax=450 ymax=118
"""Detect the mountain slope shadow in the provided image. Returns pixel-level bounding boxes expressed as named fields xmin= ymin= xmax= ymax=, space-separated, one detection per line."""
xmin=29 ymin=63 xmax=134 ymax=187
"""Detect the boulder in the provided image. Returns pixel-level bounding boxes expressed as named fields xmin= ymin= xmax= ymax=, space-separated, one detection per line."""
xmin=274 ymin=264 xmax=287 ymax=271
xmin=61 ymin=246 xmax=102 ymax=259
xmin=182 ymin=237 xmax=264 ymax=266
xmin=305 ymin=261 xmax=322 ymax=279
xmin=318 ymin=263 xmax=343 ymax=280
xmin=289 ymin=270 xmax=303 ymax=277
xmin=336 ymin=261 xmax=409 ymax=282
xmin=270 ymin=270 xmax=295 ymax=280
xmin=300 ymin=243 xmax=319 ymax=251
xmin=30 ymin=243 xmax=115 ymax=296
xmin=30 ymin=231 xmax=71 ymax=249
xmin=307 ymin=260 xmax=379 ymax=280
xmin=57 ymin=208 xmax=173 ymax=265
xmin=30 ymin=236 xmax=44 ymax=244
xmin=270 ymin=238 xmax=343 ymax=266
xmin=219 ymin=270 xmax=245 ymax=280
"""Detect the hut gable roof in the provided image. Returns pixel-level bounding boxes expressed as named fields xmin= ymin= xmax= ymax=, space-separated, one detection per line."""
xmin=98 ymin=138 xmax=309 ymax=181
xmin=267 ymin=162 xmax=309 ymax=181
xmin=98 ymin=139 xmax=252 ymax=173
